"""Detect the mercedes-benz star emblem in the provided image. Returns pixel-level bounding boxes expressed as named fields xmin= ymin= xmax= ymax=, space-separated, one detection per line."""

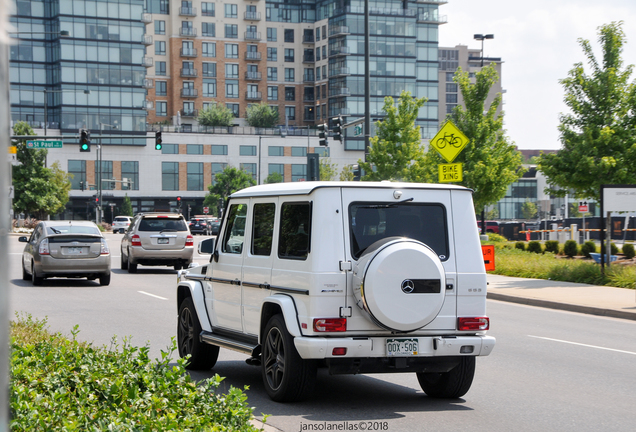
xmin=401 ymin=279 xmax=415 ymax=294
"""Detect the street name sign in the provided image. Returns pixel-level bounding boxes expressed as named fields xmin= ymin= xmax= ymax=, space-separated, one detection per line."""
xmin=26 ymin=140 xmax=63 ymax=149
xmin=438 ymin=163 xmax=463 ymax=183
xmin=430 ymin=121 xmax=469 ymax=163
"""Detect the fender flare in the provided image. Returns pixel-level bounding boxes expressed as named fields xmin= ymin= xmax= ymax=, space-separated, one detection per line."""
xmin=177 ymin=279 xmax=212 ymax=332
xmin=261 ymin=294 xmax=303 ymax=339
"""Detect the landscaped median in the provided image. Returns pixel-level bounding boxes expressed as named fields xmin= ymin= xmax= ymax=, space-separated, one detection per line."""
xmin=484 ymin=235 xmax=636 ymax=289
xmin=10 ymin=314 xmax=266 ymax=431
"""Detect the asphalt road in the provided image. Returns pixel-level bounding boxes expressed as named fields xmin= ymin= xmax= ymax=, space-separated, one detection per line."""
xmin=8 ymin=233 xmax=636 ymax=431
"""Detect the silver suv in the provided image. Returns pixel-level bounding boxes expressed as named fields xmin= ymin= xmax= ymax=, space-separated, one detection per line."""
xmin=120 ymin=213 xmax=193 ymax=272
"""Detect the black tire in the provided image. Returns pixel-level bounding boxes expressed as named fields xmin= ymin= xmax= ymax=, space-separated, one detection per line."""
xmin=262 ymin=314 xmax=317 ymax=402
xmin=417 ymin=356 xmax=476 ymax=399
xmin=22 ymin=261 xmax=30 ymax=281
xmin=99 ymin=272 xmax=111 ymax=286
xmin=120 ymin=250 xmax=128 ymax=270
xmin=127 ymin=250 xmax=137 ymax=273
xmin=31 ymin=262 xmax=43 ymax=286
xmin=177 ymin=297 xmax=219 ymax=370
xmin=174 ymin=263 xmax=183 ymax=271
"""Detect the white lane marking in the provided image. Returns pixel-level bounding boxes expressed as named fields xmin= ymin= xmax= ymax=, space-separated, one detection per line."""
xmin=529 ymin=335 xmax=636 ymax=356
xmin=138 ymin=291 xmax=168 ymax=300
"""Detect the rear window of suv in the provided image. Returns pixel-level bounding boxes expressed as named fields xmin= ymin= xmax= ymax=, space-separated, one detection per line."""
xmin=138 ymin=218 xmax=188 ymax=232
xmin=349 ymin=202 xmax=449 ymax=261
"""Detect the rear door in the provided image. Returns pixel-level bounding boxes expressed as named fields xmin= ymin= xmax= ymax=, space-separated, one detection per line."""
xmin=138 ymin=216 xmax=188 ymax=250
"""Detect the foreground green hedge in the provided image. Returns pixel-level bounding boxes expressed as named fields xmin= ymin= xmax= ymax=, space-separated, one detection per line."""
xmin=11 ymin=315 xmax=263 ymax=432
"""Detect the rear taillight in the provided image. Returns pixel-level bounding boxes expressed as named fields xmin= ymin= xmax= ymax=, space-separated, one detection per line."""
xmin=458 ymin=317 xmax=490 ymax=331
xmin=185 ymin=235 xmax=194 ymax=246
xmin=100 ymin=238 xmax=110 ymax=255
xmin=131 ymin=235 xmax=141 ymax=246
xmin=313 ymin=318 xmax=347 ymax=332
xmin=38 ymin=238 xmax=50 ymax=255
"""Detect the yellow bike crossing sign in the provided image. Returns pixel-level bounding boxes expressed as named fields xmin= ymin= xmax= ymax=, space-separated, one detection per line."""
xmin=430 ymin=121 xmax=469 ymax=163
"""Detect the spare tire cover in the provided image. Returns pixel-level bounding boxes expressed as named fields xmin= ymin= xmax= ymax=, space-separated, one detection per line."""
xmin=352 ymin=238 xmax=446 ymax=332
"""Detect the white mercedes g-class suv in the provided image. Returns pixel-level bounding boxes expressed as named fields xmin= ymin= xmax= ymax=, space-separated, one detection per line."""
xmin=176 ymin=182 xmax=495 ymax=402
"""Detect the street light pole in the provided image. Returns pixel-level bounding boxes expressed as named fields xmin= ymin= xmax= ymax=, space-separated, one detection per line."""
xmin=473 ymin=34 xmax=494 ymax=67
xmin=97 ymin=122 xmax=117 ymax=224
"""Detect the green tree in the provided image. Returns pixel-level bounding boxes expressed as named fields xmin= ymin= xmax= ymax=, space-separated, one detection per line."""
xmin=264 ymin=172 xmax=283 ymax=184
xmin=197 ymin=103 xmax=234 ymax=127
xmin=339 ymin=165 xmax=355 ymax=181
xmin=121 ymin=194 xmax=134 ymax=216
xmin=538 ymin=22 xmax=636 ymax=202
xmin=416 ymin=64 xmax=524 ymax=212
xmin=203 ymin=167 xmax=256 ymax=214
xmin=245 ymin=102 xmax=280 ymax=128
xmin=357 ymin=91 xmax=427 ymax=181
xmin=319 ymin=158 xmax=338 ymax=181
xmin=12 ymin=122 xmax=71 ymax=219
xmin=521 ymin=200 xmax=538 ymax=219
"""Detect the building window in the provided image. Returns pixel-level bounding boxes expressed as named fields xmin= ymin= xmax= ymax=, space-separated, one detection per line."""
xmin=202 ymin=62 xmax=216 ymax=77
xmin=68 ymin=160 xmax=86 ymax=190
xmin=226 ymin=103 xmax=240 ymax=117
xmin=183 ymin=101 xmax=195 ymax=116
xmin=267 ymin=67 xmax=278 ymax=81
xmin=267 ymin=86 xmax=278 ymax=101
xmin=162 ymin=162 xmax=179 ymax=191
xmin=316 ymin=67 xmax=320 ymax=81
xmin=322 ymin=46 xmax=326 ymax=59
xmin=267 ymin=47 xmax=277 ymax=61
xmin=224 ymin=4 xmax=238 ymax=18
xmin=211 ymin=145 xmax=228 ymax=155
xmin=202 ymin=42 xmax=216 ymax=57
xmin=315 ymin=27 xmax=320 ymax=41
xmin=186 ymin=162 xmax=204 ymax=191
xmin=314 ymin=147 xmax=329 ymax=157
xmin=156 ymin=81 xmax=167 ymax=96
xmin=285 ymin=87 xmax=295 ymax=101
xmin=203 ymin=79 xmax=216 ymax=97
xmin=284 ymin=48 xmax=294 ymax=62
xmin=201 ymin=2 xmax=215 ymax=16
xmin=446 ymin=94 xmax=458 ymax=103
xmin=285 ymin=68 xmax=295 ymax=82
xmin=446 ymin=83 xmax=458 ymax=93
xmin=225 ymin=44 xmax=238 ymax=59
xmin=322 ymin=25 xmax=326 ymax=39
xmin=225 ymin=80 xmax=239 ymax=98
xmin=304 ymin=106 xmax=314 ymax=121
xmin=156 ymin=61 xmax=166 ymax=76
xmin=156 ymin=101 xmax=167 ymax=116
xmin=291 ymin=147 xmax=306 ymax=157
xmin=212 ymin=162 xmax=227 ymax=184
xmin=269 ymin=163 xmax=284 ymax=177
xmin=240 ymin=163 xmax=257 ymax=181
xmin=285 ymin=106 xmax=295 ymax=120
xmin=155 ymin=41 xmax=166 ymax=56
xmin=446 ymin=72 xmax=455 ymax=82
xmin=187 ymin=144 xmax=203 ymax=155
xmin=225 ymin=24 xmax=238 ymax=38
xmin=291 ymin=164 xmax=306 ymax=182
xmin=162 ymin=144 xmax=179 ymax=154
xmin=267 ymin=27 xmax=277 ymax=42
xmin=284 ymin=29 xmax=294 ymax=43
xmin=240 ymin=145 xmax=257 ymax=156
xmin=202 ymin=22 xmax=215 ymax=37
xmin=155 ymin=20 xmax=165 ymax=35
xmin=121 ymin=161 xmax=139 ymax=191
xmin=269 ymin=146 xmax=284 ymax=156
xmin=225 ymin=63 xmax=239 ymax=79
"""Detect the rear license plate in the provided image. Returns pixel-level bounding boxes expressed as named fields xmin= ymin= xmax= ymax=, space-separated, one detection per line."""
xmin=157 ymin=238 xmax=169 ymax=244
xmin=386 ymin=338 xmax=419 ymax=356
xmin=66 ymin=247 xmax=84 ymax=255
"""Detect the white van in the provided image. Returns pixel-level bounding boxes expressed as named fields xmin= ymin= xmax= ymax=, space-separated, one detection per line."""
xmin=176 ymin=181 xmax=495 ymax=402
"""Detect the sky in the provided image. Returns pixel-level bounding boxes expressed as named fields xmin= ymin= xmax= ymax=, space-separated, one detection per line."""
xmin=438 ymin=0 xmax=636 ymax=150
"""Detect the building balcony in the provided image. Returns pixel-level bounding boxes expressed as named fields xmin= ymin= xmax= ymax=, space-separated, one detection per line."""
xmin=142 ymin=34 xmax=153 ymax=45
xmin=182 ymin=109 xmax=198 ymax=118
xmin=245 ymin=71 xmax=262 ymax=80
xmin=303 ymin=75 xmax=315 ymax=83
xmin=303 ymin=35 xmax=315 ymax=44
xmin=304 ymin=115 xmax=315 ymax=122
xmin=329 ymin=26 xmax=350 ymax=37
xmin=417 ymin=13 xmax=448 ymax=24
xmin=179 ymin=7 xmax=197 ymax=17
xmin=181 ymin=88 xmax=199 ymax=98
xmin=245 ymin=31 xmax=261 ymax=41
xmin=332 ymin=107 xmax=350 ymax=116
xmin=330 ymin=87 xmax=351 ymax=97
xmin=245 ymin=51 xmax=262 ymax=61
xmin=244 ymin=11 xmax=261 ymax=20
xmin=180 ymin=68 xmax=198 ymax=77
xmin=302 ymin=55 xmax=315 ymax=63
xmin=179 ymin=28 xmax=197 ymax=37
xmin=329 ymin=67 xmax=350 ymax=77
xmin=416 ymin=0 xmax=448 ymax=4
xmin=303 ymin=95 xmax=315 ymax=102
xmin=143 ymin=78 xmax=154 ymax=89
xmin=141 ymin=56 xmax=153 ymax=67
xmin=245 ymin=91 xmax=262 ymax=100
xmin=141 ymin=13 xmax=152 ymax=23
xmin=180 ymin=48 xmax=198 ymax=57
xmin=329 ymin=46 xmax=350 ymax=57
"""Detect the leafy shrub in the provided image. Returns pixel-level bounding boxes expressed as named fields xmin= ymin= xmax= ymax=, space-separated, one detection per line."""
xmin=611 ymin=242 xmax=619 ymax=255
xmin=527 ymin=241 xmax=543 ymax=254
xmin=623 ymin=243 xmax=635 ymax=259
xmin=563 ymin=240 xmax=579 ymax=257
xmin=10 ymin=315 xmax=262 ymax=432
xmin=515 ymin=242 xmax=526 ymax=251
xmin=544 ymin=240 xmax=560 ymax=254
xmin=581 ymin=241 xmax=596 ymax=258
xmin=487 ymin=233 xmax=508 ymax=243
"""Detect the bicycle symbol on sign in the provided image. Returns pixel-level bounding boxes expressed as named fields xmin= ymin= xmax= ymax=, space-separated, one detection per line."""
xmin=436 ymin=133 xmax=463 ymax=149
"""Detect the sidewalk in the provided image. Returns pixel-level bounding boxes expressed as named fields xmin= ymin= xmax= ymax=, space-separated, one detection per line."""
xmin=487 ymin=274 xmax=636 ymax=321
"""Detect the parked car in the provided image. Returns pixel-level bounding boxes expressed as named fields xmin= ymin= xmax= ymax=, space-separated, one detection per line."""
xmin=121 ymin=213 xmax=193 ymax=272
xmin=176 ymin=181 xmax=495 ymax=402
xmin=476 ymin=220 xmax=500 ymax=234
xmin=188 ymin=218 xmax=211 ymax=235
xmin=19 ymin=220 xmax=111 ymax=286
xmin=209 ymin=219 xmax=221 ymax=236
xmin=112 ymin=216 xmax=133 ymax=233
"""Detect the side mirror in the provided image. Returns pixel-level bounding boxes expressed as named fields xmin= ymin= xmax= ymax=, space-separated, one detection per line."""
xmin=18 ymin=236 xmax=28 ymax=243
xmin=198 ymin=237 xmax=216 ymax=255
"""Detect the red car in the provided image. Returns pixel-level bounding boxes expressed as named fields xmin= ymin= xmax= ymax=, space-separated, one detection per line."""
xmin=477 ymin=220 xmax=500 ymax=234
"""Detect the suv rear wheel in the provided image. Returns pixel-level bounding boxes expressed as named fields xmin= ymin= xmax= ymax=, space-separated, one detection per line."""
xmin=262 ymin=314 xmax=317 ymax=402
xmin=416 ymin=356 xmax=475 ymax=398
xmin=127 ymin=251 xmax=137 ymax=273
xmin=178 ymin=297 xmax=219 ymax=370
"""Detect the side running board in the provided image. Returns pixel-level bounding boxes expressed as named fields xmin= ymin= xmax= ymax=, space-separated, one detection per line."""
xmin=200 ymin=331 xmax=260 ymax=357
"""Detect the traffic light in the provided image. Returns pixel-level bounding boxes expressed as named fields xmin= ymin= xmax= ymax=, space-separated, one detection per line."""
xmin=155 ymin=131 xmax=162 ymax=150
xmin=80 ymin=181 xmax=85 ymax=191
xmin=177 ymin=196 xmax=182 ymax=208
xmin=318 ymin=123 xmax=328 ymax=146
xmin=80 ymin=129 xmax=91 ymax=152
xmin=333 ymin=116 xmax=343 ymax=142
xmin=94 ymin=195 xmax=100 ymax=206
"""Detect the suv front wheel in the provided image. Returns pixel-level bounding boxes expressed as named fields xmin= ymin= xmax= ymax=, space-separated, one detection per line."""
xmin=262 ymin=314 xmax=317 ymax=402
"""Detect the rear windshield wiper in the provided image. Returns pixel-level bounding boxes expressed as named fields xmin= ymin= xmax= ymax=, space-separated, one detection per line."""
xmin=356 ymin=197 xmax=414 ymax=209
xmin=50 ymin=227 xmax=62 ymax=234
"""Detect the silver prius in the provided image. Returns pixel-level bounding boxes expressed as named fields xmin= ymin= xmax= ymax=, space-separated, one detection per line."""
xmin=19 ymin=220 xmax=112 ymax=286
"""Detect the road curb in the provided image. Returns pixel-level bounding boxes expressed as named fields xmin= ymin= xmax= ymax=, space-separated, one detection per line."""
xmin=487 ymin=292 xmax=636 ymax=321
